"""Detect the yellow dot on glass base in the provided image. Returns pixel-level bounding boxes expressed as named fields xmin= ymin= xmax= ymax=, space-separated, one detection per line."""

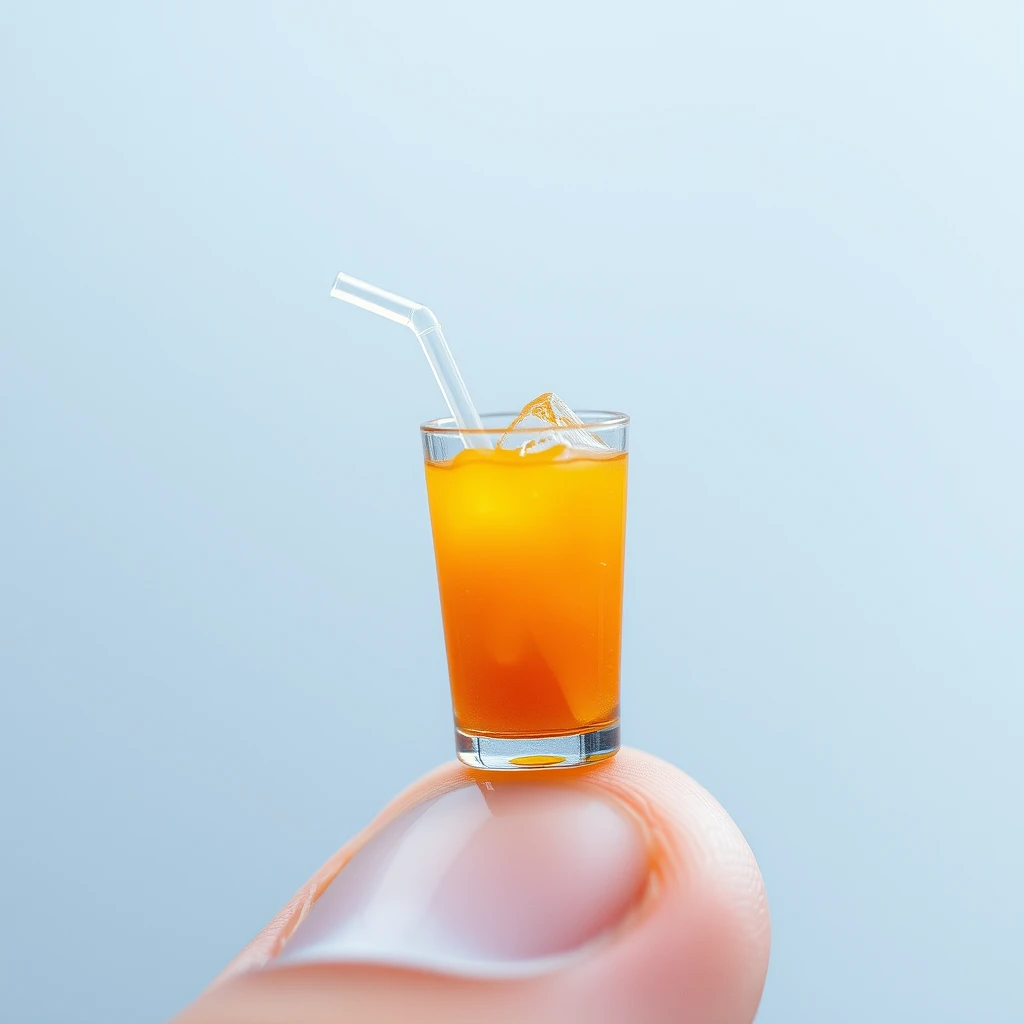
xmin=509 ymin=755 xmax=568 ymax=767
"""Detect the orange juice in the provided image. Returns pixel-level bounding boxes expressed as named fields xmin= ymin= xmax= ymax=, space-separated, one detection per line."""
xmin=425 ymin=444 xmax=627 ymax=738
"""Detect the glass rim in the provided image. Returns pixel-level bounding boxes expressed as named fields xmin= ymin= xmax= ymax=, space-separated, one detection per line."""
xmin=421 ymin=410 xmax=630 ymax=435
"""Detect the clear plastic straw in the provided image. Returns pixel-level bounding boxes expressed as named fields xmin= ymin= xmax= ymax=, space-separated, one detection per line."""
xmin=330 ymin=272 xmax=490 ymax=449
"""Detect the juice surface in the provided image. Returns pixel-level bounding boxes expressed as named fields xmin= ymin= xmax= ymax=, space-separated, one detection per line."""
xmin=425 ymin=444 xmax=627 ymax=737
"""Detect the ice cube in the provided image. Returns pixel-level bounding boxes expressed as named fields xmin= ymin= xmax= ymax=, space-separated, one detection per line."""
xmin=498 ymin=392 xmax=608 ymax=455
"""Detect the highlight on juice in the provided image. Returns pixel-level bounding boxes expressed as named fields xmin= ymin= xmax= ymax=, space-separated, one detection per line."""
xmin=422 ymin=394 xmax=629 ymax=769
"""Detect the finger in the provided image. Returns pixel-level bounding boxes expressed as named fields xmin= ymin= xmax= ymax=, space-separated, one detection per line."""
xmin=175 ymin=748 xmax=770 ymax=1024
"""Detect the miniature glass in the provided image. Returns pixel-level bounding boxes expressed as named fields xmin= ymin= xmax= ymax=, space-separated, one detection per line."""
xmin=421 ymin=411 xmax=629 ymax=769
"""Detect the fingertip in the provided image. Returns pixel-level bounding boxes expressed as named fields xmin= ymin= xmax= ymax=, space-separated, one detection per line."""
xmin=186 ymin=750 xmax=770 ymax=1023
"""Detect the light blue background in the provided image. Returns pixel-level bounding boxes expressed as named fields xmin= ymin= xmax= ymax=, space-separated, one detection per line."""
xmin=2 ymin=3 xmax=1021 ymax=1021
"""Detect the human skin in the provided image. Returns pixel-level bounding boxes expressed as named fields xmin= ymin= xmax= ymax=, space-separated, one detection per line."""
xmin=174 ymin=748 xmax=770 ymax=1024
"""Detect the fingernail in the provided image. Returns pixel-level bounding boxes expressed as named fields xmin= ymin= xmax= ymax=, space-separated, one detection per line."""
xmin=273 ymin=780 xmax=647 ymax=976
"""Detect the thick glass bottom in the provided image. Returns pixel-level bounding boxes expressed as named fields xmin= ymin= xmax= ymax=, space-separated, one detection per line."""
xmin=455 ymin=722 xmax=620 ymax=770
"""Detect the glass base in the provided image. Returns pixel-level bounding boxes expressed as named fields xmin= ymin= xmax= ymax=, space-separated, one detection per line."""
xmin=455 ymin=722 xmax=620 ymax=770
